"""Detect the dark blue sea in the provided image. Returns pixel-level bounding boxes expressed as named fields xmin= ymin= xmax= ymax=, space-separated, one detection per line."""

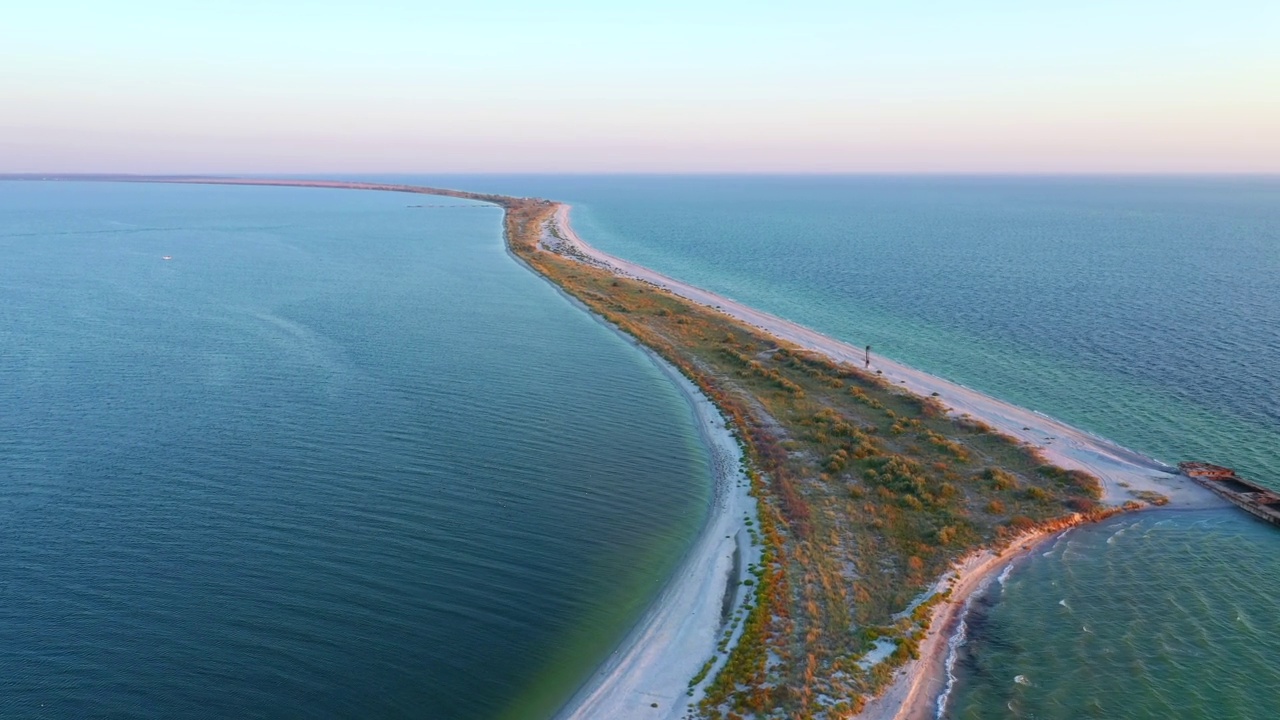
xmin=0 ymin=181 xmax=712 ymax=719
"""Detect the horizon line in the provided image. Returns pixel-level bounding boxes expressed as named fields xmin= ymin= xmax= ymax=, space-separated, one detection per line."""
xmin=4 ymin=171 xmax=1280 ymax=179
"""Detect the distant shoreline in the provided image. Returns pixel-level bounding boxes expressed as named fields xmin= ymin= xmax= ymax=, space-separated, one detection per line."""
xmin=10 ymin=175 xmax=1222 ymax=719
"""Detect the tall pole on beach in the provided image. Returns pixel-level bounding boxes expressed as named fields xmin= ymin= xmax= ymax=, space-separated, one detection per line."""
xmin=865 ymin=345 xmax=872 ymax=368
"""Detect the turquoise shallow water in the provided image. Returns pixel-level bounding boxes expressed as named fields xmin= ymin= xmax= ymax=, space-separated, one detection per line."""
xmin=378 ymin=175 xmax=1280 ymax=718
xmin=0 ymin=181 xmax=712 ymax=718
xmin=948 ymin=509 xmax=1280 ymax=719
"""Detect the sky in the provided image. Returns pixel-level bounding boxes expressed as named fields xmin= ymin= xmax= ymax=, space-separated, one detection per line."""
xmin=2 ymin=0 xmax=1277 ymax=173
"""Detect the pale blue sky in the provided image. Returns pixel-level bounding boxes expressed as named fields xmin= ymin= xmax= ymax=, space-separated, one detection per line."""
xmin=2 ymin=1 xmax=1277 ymax=172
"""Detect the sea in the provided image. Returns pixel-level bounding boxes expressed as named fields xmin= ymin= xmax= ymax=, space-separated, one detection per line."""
xmin=3 ymin=176 xmax=1278 ymax=718
xmin=0 ymin=181 xmax=712 ymax=719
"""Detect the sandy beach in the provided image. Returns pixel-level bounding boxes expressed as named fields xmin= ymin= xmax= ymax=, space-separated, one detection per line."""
xmin=507 ymin=229 xmax=761 ymax=720
xmin=857 ymin=514 xmax=1093 ymax=720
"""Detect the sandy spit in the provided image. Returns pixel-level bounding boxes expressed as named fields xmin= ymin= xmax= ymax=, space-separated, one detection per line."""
xmin=545 ymin=202 xmax=1225 ymax=720
xmin=546 ymin=204 xmax=1219 ymax=512
xmin=519 ymin=227 xmax=760 ymax=720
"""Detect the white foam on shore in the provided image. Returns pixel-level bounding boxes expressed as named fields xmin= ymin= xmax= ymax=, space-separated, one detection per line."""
xmin=935 ymin=576 xmax=991 ymax=720
xmin=935 ymin=614 xmax=968 ymax=719
xmin=996 ymin=563 xmax=1014 ymax=590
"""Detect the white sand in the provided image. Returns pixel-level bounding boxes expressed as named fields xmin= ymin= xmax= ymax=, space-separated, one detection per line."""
xmin=858 ymin=517 xmax=1085 ymax=720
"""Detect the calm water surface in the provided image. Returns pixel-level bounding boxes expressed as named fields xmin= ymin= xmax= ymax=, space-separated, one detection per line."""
xmin=0 ymin=181 xmax=713 ymax=719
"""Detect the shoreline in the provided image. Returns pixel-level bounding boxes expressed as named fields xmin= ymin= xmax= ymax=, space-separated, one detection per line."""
xmin=507 ymin=241 xmax=761 ymax=720
xmin=857 ymin=513 xmax=1100 ymax=720
xmin=11 ymin=175 xmax=763 ymax=720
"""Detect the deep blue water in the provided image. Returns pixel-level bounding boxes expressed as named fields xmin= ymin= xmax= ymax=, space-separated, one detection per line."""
xmin=368 ymin=174 xmax=1280 ymax=718
xmin=0 ymin=181 xmax=712 ymax=719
